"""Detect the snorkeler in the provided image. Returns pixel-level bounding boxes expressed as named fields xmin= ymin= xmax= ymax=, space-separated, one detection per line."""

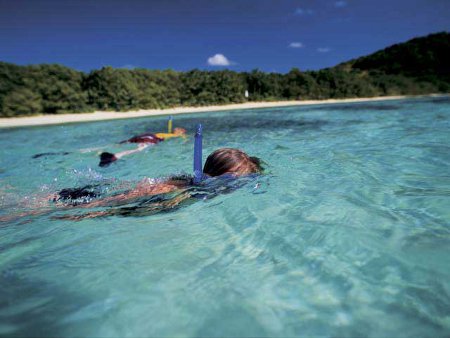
xmin=1 ymin=148 xmax=263 ymax=223
xmin=99 ymin=117 xmax=187 ymax=167
xmin=65 ymin=147 xmax=263 ymax=220
xmin=98 ymin=129 xmax=186 ymax=167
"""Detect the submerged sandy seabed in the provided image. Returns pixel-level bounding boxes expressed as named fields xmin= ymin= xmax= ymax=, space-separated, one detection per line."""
xmin=0 ymin=94 xmax=445 ymax=128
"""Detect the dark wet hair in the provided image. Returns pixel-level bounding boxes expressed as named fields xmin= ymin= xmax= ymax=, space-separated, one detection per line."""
xmin=54 ymin=185 xmax=102 ymax=205
xmin=203 ymin=148 xmax=263 ymax=177
xmin=99 ymin=152 xmax=118 ymax=167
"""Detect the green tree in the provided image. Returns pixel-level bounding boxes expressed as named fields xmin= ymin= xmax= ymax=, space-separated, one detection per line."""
xmin=23 ymin=64 xmax=89 ymax=114
xmin=1 ymin=88 xmax=42 ymax=117
xmin=84 ymin=67 xmax=140 ymax=111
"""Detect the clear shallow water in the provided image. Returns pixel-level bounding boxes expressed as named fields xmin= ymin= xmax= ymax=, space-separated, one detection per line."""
xmin=1 ymin=97 xmax=450 ymax=337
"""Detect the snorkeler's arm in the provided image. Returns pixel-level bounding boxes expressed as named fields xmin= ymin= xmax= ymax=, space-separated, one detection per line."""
xmin=0 ymin=177 xmax=190 ymax=223
xmin=54 ymin=191 xmax=192 ymax=221
xmin=114 ymin=143 xmax=150 ymax=160
xmin=77 ymin=181 xmax=181 ymax=208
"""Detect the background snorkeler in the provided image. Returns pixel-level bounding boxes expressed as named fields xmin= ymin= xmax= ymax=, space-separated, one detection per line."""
xmin=98 ymin=117 xmax=187 ymax=167
xmin=31 ymin=118 xmax=187 ymax=167
xmin=98 ymin=127 xmax=187 ymax=167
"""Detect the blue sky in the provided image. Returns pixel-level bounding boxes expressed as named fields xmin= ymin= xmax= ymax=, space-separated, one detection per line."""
xmin=0 ymin=0 xmax=449 ymax=73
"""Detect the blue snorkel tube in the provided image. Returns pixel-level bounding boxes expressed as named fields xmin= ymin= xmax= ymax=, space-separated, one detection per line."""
xmin=193 ymin=124 xmax=203 ymax=184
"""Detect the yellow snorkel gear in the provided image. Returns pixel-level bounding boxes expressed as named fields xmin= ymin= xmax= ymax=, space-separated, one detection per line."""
xmin=168 ymin=116 xmax=173 ymax=134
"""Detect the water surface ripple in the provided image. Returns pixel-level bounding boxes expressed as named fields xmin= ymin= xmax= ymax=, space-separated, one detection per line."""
xmin=0 ymin=97 xmax=449 ymax=337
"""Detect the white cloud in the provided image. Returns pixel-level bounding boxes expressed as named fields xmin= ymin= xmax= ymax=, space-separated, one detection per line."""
xmin=207 ymin=54 xmax=232 ymax=66
xmin=289 ymin=42 xmax=304 ymax=48
xmin=335 ymin=1 xmax=347 ymax=8
xmin=294 ymin=8 xmax=314 ymax=15
xmin=317 ymin=47 xmax=331 ymax=53
xmin=120 ymin=64 xmax=137 ymax=69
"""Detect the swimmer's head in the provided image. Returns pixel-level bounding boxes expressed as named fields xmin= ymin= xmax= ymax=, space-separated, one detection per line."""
xmin=203 ymin=148 xmax=263 ymax=177
xmin=99 ymin=152 xmax=117 ymax=167
xmin=174 ymin=127 xmax=186 ymax=135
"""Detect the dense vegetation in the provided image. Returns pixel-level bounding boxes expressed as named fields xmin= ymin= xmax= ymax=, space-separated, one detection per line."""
xmin=1 ymin=32 xmax=448 ymax=117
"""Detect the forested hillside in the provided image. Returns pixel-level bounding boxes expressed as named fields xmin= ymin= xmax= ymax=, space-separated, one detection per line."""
xmin=1 ymin=32 xmax=448 ymax=117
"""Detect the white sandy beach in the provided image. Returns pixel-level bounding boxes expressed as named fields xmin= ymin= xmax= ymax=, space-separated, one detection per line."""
xmin=0 ymin=95 xmax=443 ymax=128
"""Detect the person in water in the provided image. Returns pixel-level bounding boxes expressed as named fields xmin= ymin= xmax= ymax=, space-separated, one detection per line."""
xmin=1 ymin=148 xmax=263 ymax=222
xmin=2 ymin=148 xmax=262 ymax=222
xmin=99 ymin=128 xmax=187 ymax=167
xmin=120 ymin=127 xmax=187 ymax=144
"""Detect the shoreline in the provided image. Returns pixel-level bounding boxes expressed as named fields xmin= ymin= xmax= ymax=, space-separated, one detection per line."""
xmin=0 ymin=94 xmax=446 ymax=128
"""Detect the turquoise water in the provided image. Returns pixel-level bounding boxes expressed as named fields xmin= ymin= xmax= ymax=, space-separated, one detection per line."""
xmin=1 ymin=97 xmax=449 ymax=337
